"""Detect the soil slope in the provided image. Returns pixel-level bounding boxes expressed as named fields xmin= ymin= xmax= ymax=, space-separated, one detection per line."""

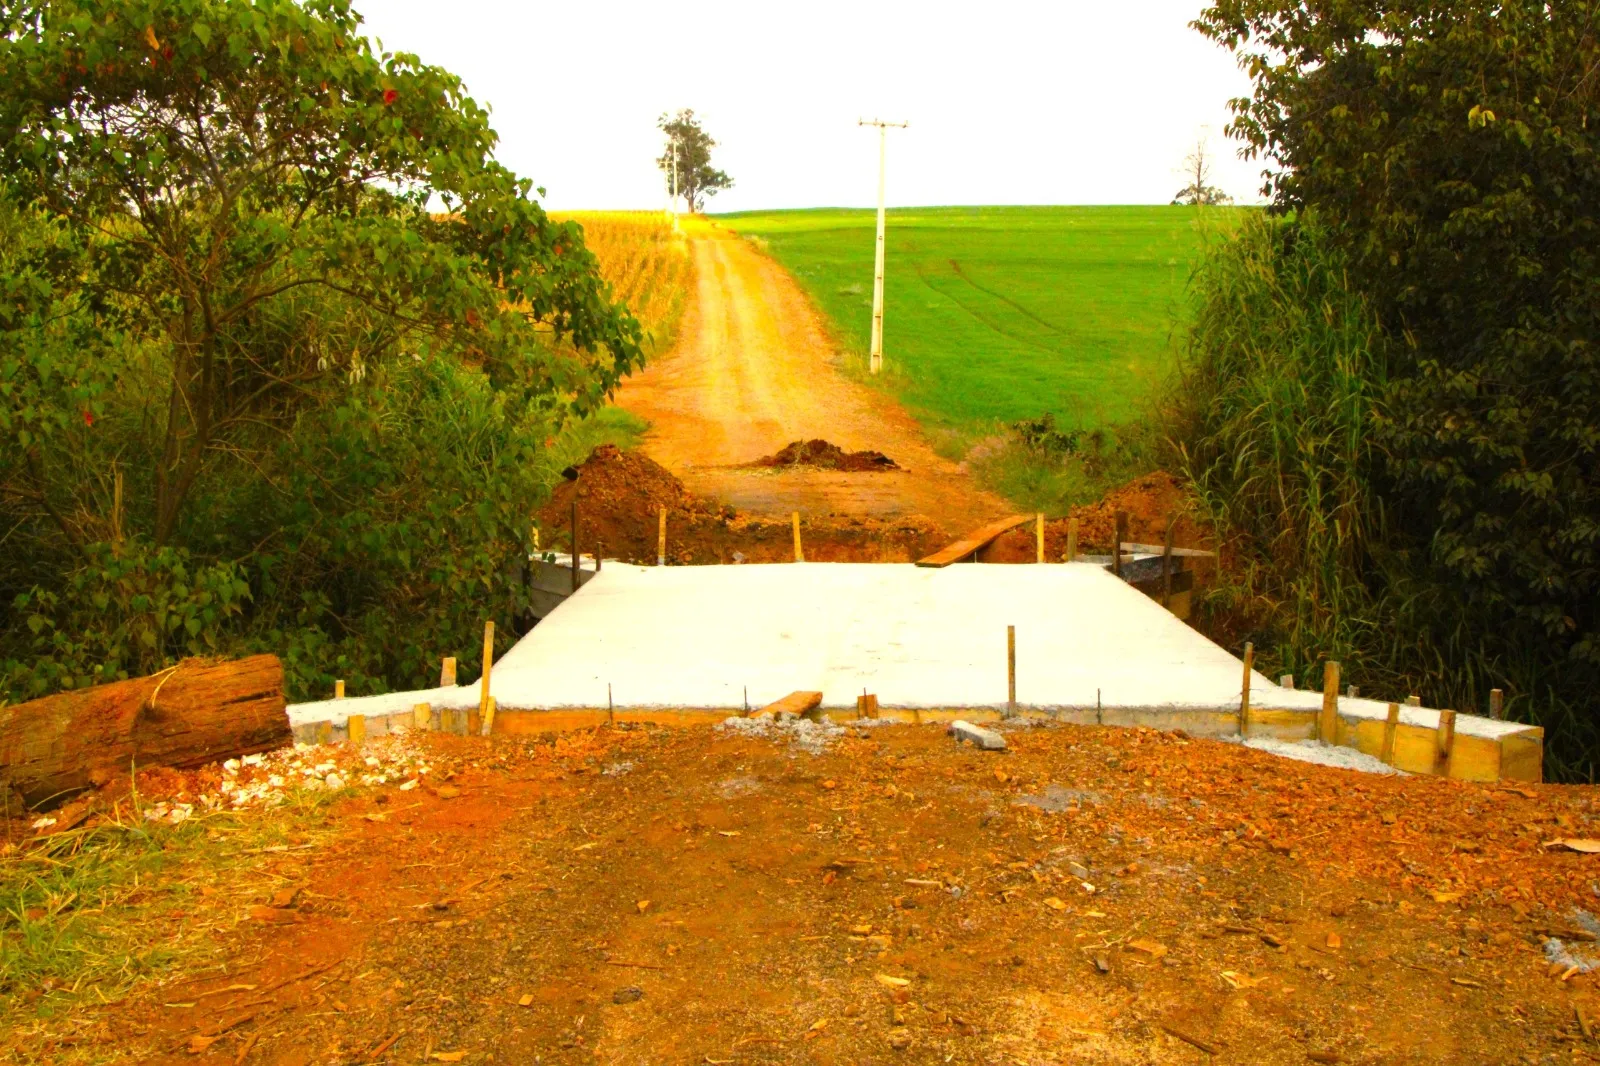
xmin=616 ymin=221 xmax=1009 ymax=538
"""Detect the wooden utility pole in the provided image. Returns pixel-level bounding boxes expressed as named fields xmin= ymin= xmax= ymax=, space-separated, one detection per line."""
xmin=859 ymin=118 xmax=908 ymax=375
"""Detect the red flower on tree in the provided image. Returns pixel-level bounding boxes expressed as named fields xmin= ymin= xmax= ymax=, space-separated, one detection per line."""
xmin=383 ymin=88 xmax=398 ymax=106
xmin=82 ymin=409 xmax=94 ymax=426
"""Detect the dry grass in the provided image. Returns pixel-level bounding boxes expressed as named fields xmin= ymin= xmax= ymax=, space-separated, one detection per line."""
xmin=558 ymin=211 xmax=692 ymax=354
xmin=0 ymin=787 xmax=344 ymax=1060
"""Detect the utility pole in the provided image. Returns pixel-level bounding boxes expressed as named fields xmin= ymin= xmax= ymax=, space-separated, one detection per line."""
xmin=859 ymin=118 xmax=908 ymax=375
xmin=671 ymin=140 xmax=680 ymax=231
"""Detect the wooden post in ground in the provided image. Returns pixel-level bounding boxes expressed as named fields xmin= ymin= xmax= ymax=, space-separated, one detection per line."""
xmin=658 ymin=507 xmax=667 ymax=566
xmin=792 ymin=512 xmax=804 ymax=562
xmin=482 ymin=696 xmax=497 ymax=738
xmin=1161 ymin=517 xmax=1175 ymax=606
xmin=1280 ymin=674 xmax=1294 ymax=690
xmin=1490 ymin=688 xmax=1505 ymax=721
xmin=413 ymin=703 xmax=432 ymax=731
xmin=1347 ymin=685 xmax=1360 ymax=699
xmin=479 ymin=621 xmax=495 ymax=727
xmin=440 ymin=657 xmax=457 ymax=687
xmin=1406 ymin=695 xmax=1421 ymax=707
xmin=1436 ymin=709 xmax=1458 ymax=776
xmin=1239 ymin=643 xmax=1254 ymax=737
xmin=1381 ymin=703 xmax=1400 ymax=766
xmin=348 ymin=714 xmax=366 ymax=748
xmin=1035 ymin=514 xmax=1045 ymax=564
xmin=1319 ymin=661 xmax=1341 ymax=744
xmin=1007 ymin=625 xmax=1017 ymax=716
xmin=1065 ymin=518 xmax=1078 ymax=562
xmin=570 ymin=497 xmax=580 ymax=593
xmin=1112 ymin=512 xmax=1127 ymax=578
xmin=334 ymin=679 xmax=345 ymax=700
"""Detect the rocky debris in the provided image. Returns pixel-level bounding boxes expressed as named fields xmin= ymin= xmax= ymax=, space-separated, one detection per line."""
xmin=717 ymin=713 xmax=845 ymax=755
xmin=948 ymin=720 xmax=1007 ymax=751
xmin=750 ymin=439 xmax=900 ymax=472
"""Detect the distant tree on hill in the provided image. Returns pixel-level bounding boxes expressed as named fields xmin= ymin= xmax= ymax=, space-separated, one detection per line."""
xmin=657 ymin=110 xmax=733 ymax=213
xmin=1172 ymin=136 xmax=1233 ymax=206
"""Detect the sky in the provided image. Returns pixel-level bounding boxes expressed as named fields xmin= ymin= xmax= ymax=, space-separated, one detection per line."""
xmin=355 ymin=0 xmax=1268 ymax=213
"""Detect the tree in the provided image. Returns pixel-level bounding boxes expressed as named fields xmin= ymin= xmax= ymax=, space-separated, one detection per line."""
xmin=0 ymin=0 xmax=642 ymax=547
xmin=1172 ymin=134 xmax=1233 ymax=205
xmin=656 ymin=109 xmax=732 ymax=213
xmin=1192 ymin=2 xmax=1600 ymax=740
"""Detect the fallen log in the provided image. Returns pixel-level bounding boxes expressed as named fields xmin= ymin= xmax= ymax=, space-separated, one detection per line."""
xmin=0 ymin=655 xmax=290 ymax=811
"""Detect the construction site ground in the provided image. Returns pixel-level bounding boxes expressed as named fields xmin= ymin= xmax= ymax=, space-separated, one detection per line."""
xmin=12 ymin=721 xmax=1600 ymax=1066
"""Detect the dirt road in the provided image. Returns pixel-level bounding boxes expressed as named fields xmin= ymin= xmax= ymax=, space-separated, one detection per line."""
xmin=47 ymin=723 xmax=1596 ymax=1065
xmin=617 ymin=223 xmax=1009 ymax=537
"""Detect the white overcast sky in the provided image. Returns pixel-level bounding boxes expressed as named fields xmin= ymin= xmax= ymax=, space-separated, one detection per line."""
xmin=355 ymin=0 xmax=1267 ymax=212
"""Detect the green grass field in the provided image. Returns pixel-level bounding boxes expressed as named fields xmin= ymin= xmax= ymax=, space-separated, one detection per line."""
xmin=719 ymin=205 xmax=1240 ymax=444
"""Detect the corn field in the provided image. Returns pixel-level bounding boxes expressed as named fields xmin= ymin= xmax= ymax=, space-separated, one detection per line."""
xmin=558 ymin=212 xmax=692 ymax=354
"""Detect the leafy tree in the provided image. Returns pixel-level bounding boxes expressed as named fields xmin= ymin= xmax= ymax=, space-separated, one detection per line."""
xmin=0 ymin=0 xmax=642 ymax=547
xmin=656 ymin=109 xmax=733 ymax=213
xmin=1172 ymin=135 xmax=1233 ymax=206
xmin=1192 ymin=2 xmax=1600 ymax=749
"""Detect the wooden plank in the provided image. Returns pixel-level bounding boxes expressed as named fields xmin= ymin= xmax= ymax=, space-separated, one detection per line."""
xmin=1118 ymin=543 xmax=1218 ymax=560
xmin=1500 ymin=730 xmax=1545 ymax=783
xmin=1436 ymin=709 xmax=1457 ymax=775
xmin=916 ymin=514 xmax=1031 ymax=568
xmin=412 ymin=702 xmax=432 ymax=731
xmin=348 ymin=714 xmax=366 ymax=749
xmin=440 ymin=657 xmax=457 ymax=687
xmin=749 ymin=691 xmax=823 ymax=719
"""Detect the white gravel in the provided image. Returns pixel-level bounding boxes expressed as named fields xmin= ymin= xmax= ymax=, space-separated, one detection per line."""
xmin=1220 ymin=735 xmax=1404 ymax=776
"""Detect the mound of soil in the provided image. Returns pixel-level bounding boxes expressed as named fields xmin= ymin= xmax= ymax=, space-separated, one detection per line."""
xmin=981 ymin=471 xmax=1212 ymax=563
xmin=751 ymin=439 xmax=900 ymax=472
xmin=539 ymin=445 xmax=941 ymax=565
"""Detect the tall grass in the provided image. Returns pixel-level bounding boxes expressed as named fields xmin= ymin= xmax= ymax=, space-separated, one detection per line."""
xmin=1168 ymin=212 xmax=1597 ymax=779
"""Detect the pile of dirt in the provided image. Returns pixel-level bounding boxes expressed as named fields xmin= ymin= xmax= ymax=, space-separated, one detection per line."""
xmin=981 ymin=471 xmax=1213 ymax=563
xmin=538 ymin=445 xmax=942 ymax=564
xmin=750 ymin=438 xmax=900 ymax=472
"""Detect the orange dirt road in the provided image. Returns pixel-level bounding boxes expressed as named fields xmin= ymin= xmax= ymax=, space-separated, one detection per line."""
xmin=617 ymin=222 xmax=1009 ymax=538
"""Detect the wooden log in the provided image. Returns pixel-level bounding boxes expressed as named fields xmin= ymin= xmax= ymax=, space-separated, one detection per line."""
xmin=0 ymin=656 xmax=289 ymax=810
xmin=750 ymin=691 xmax=822 ymax=719
xmin=1239 ymin=642 xmax=1254 ymax=737
xmin=1319 ymin=661 xmax=1341 ymax=743
xmin=1381 ymin=703 xmax=1401 ymax=766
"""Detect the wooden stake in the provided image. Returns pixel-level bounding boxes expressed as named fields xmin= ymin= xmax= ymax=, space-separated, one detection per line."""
xmin=1436 ymin=709 xmax=1457 ymax=776
xmin=1065 ymin=517 xmax=1078 ymax=562
xmin=479 ymin=621 xmax=495 ymax=720
xmin=1239 ymin=642 xmax=1254 ymax=737
xmin=1347 ymin=685 xmax=1360 ymax=699
xmin=1279 ymin=674 xmax=1294 ymax=690
xmin=658 ymin=507 xmax=667 ymax=566
xmin=317 ymin=720 xmax=332 ymax=746
xmin=571 ymin=497 xmax=580 ymax=593
xmin=481 ymin=696 xmax=496 ymax=738
xmin=348 ymin=714 xmax=366 ymax=748
xmin=413 ymin=703 xmax=432 ymax=731
xmin=1381 ymin=703 xmax=1400 ymax=766
xmin=1490 ymin=688 xmax=1505 ymax=721
xmin=1406 ymin=695 xmax=1421 ymax=707
xmin=334 ymin=679 xmax=345 ymax=700
xmin=1007 ymin=625 xmax=1017 ymax=715
xmin=1161 ymin=516 xmax=1175 ymax=606
xmin=792 ymin=512 xmax=804 ymax=562
xmin=1319 ymin=661 xmax=1341 ymax=744
xmin=440 ymin=657 xmax=457 ymax=687
xmin=1112 ymin=511 xmax=1127 ymax=578
xmin=1035 ymin=514 xmax=1045 ymax=564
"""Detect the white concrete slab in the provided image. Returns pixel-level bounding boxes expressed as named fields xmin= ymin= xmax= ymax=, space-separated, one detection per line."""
xmin=288 ymin=562 xmax=1529 ymax=743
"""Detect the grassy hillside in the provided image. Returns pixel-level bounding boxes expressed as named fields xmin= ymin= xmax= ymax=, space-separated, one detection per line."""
xmin=719 ymin=206 xmax=1238 ymax=441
